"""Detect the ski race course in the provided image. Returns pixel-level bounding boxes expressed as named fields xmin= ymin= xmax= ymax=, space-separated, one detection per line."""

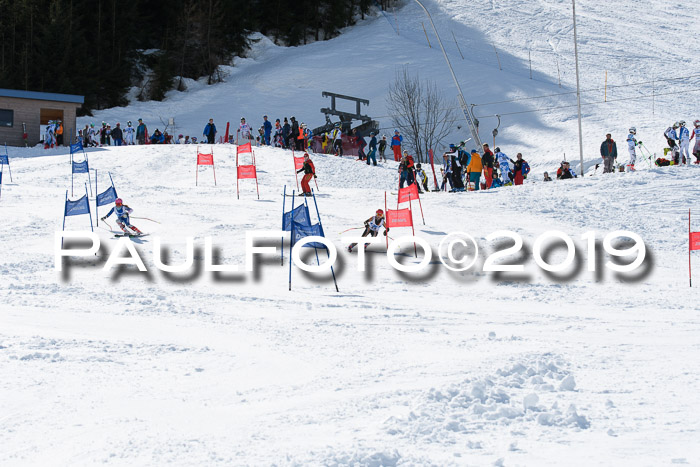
xmin=2 ymin=143 xmax=699 ymax=465
xmin=2 ymin=0 xmax=700 ymax=465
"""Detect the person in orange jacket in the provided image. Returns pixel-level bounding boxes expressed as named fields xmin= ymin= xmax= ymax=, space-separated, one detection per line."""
xmin=296 ymin=153 xmax=316 ymax=196
xmin=466 ymin=149 xmax=482 ymax=191
xmin=56 ymin=120 xmax=64 ymax=146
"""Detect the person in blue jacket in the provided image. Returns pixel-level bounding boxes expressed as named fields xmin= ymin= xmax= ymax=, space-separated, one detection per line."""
xmin=391 ymin=130 xmax=403 ymax=161
xmin=101 ymin=198 xmax=143 ymax=235
xmin=203 ymin=119 xmax=217 ymax=144
xmin=150 ymin=129 xmax=165 ymax=144
xmin=366 ymin=132 xmax=378 ymax=166
xmin=600 ymin=133 xmax=618 ymax=173
xmin=262 ymin=116 xmax=272 ymax=145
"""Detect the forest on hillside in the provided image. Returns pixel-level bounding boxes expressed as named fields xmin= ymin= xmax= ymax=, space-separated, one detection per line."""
xmin=0 ymin=0 xmax=398 ymax=114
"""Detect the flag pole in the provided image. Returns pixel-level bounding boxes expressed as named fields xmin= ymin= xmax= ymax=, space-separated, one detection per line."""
xmin=281 ymin=185 xmax=286 ymax=265
xmin=690 ymin=209 xmax=692 ymax=288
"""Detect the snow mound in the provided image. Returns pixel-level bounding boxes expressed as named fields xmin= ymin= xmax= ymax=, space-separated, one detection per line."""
xmin=384 ymin=354 xmax=589 ymax=444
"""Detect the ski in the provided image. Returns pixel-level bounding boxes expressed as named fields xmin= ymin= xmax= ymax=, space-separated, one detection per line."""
xmin=114 ymin=233 xmax=149 ymax=238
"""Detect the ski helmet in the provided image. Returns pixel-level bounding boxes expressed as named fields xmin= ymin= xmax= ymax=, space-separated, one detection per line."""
xmin=127 ymin=121 xmax=132 ymax=126
xmin=376 ymin=209 xmax=384 ymax=217
xmin=115 ymin=198 xmax=123 ymax=205
xmin=495 ymin=147 xmax=501 ymax=153
xmin=679 ymin=120 xmax=686 ymax=127
xmin=241 ymin=117 xmax=245 ymax=122
xmin=694 ymin=119 xmax=700 ymax=128
xmin=629 ymin=127 xmax=636 ymax=134
xmin=673 ymin=122 xmax=679 ymax=129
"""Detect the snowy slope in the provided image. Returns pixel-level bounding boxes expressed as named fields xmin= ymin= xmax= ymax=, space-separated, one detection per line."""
xmin=2 ymin=0 xmax=700 ymax=465
xmin=1 ymin=141 xmax=699 ymax=465
xmin=80 ymin=0 xmax=700 ymax=172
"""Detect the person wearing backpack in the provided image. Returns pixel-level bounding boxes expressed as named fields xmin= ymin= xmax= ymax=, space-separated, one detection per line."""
xmin=466 ymin=149 xmax=482 ymax=190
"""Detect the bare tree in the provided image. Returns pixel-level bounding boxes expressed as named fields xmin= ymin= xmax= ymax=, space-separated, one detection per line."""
xmin=386 ymin=67 xmax=456 ymax=163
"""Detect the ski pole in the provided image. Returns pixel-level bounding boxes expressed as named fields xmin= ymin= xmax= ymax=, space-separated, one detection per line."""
xmin=131 ymin=216 xmax=161 ymax=224
xmin=97 ymin=221 xmax=113 ymax=231
xmin=339 ymin=227 xmax=365 ymax=235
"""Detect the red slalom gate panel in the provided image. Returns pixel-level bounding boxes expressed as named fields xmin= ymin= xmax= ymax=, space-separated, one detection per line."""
xmin=237 ymin=142 xmax=252 ymax=155
xmin=386 ymin=208 xmax=413 ymax=228
xmin=237 ymin=165 xmax=257 ymax=179
xmin=396 ymin=184 xmax=425 ymax=225
xmin=384 ymin=191 xmax=417 ymax=257
xmin=237 ymin=164 xmax=259 ymax=200
xmin=197 ymin=153 xmax=214 ymax=165
xmin=196 ymin=147 xmax=216 ymax=186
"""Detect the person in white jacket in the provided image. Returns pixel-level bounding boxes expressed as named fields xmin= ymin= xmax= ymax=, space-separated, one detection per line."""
xmin=495 ymin=148 xmax=511 ymax=185
xmin=626 ymin=127 xmax=638 ymax=171
xmin=123 ymin=121 xmax=136 ymax=145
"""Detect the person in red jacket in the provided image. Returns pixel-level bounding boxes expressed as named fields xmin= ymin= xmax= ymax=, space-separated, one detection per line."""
xmin=296 ymin=153 xmax=316 ymax=196
xmin=482 ymin=143 xmax=495 ymax=189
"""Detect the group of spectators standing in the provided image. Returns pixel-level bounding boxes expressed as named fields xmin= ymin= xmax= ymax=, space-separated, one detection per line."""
xmin=439 ymin=142 xmax=530 ymax=192
xmin=79 ymin=119 xmax=155 ymax=147
xmin=43 ymin=120 xmax=64 ymax=148
xmin=205 ymin=116 xmax=314 ymax=151
xmin=597 ymin=120 xmax=700 ymax=173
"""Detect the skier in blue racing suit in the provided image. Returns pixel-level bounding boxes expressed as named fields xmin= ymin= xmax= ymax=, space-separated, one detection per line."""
xmin=101 ymin=198 xmax=143 ymax=235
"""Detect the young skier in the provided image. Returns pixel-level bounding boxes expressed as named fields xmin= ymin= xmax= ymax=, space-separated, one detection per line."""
xmin=274 ymin=120 xmax=283 ymax=148
xmin=296 ymin=153 xmax=316 ymax=196
xmin=441 ymin=153 xmax=453 ymax=191
xmin=495 ymin=148 xmax=511 ymax=186
xmin=626 ymin=127 xmax=638 ymax=171
xmin=347 ymin=209 xmax=389 ymax=252
xmin=557 ymin=161 xmax=577 ymax=179
xmin=124 ymin=121 xmax=135 ymax=145
xmin=415 ymin=163 xmax=429 ymax=193
xmin=664 ymin=123 xmax=680 ymax=164
xmin=691 ymin=119 xmax=700 ymax=164
xmin=101 ymin=198 xmax=143 ymax=236
xmin=491 ymin=170 xmax=503 ymax=187
xmin=678 ymin=120 xmax=690 ymax=165
xmin=238 ymin=117 xmax=252 ymax=142
xmin=86 ymin=123 xmax=98 ymax=147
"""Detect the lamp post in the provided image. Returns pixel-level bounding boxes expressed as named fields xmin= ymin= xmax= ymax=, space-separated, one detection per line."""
xmin=572 ymin=0 xmax=585 ymax=176
xmin=413 ymin=0 xmax=483 ymax=150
